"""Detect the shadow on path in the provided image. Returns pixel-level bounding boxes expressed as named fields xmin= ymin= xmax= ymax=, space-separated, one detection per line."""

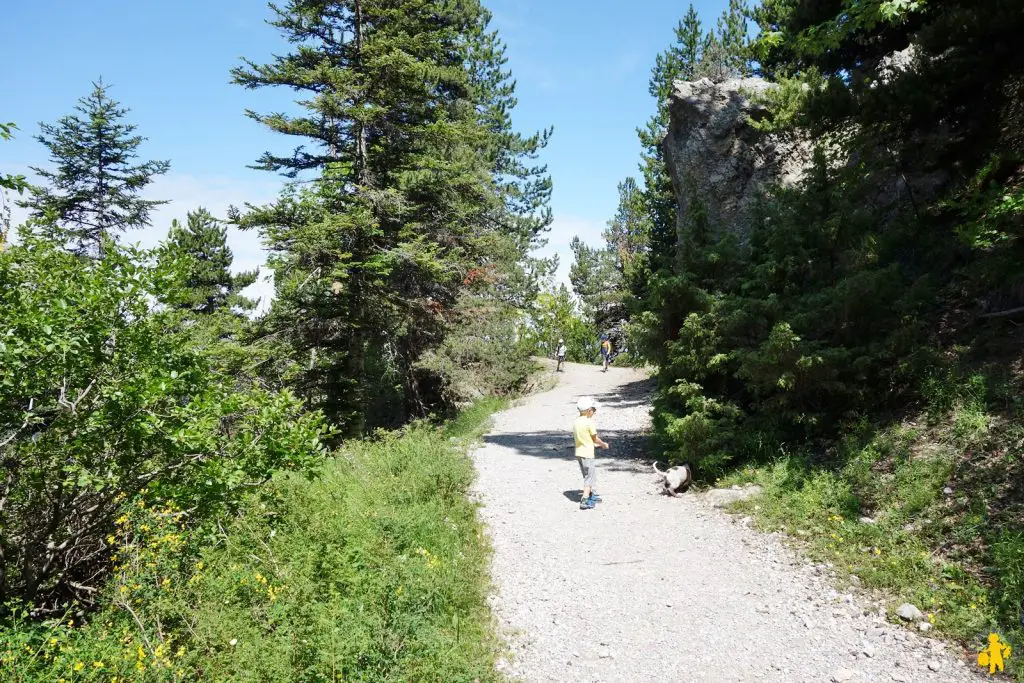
xmin=563 ymin=489 xmax=585 ymax=503
xmin=482 ymin=429 xmax=654 ymax=474
xmin=588 ymin=377 xmax=656 ymax=409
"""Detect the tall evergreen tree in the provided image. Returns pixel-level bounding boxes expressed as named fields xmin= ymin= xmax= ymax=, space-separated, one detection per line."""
xmin=569 ymin=236 xmax=621 ymax=334
xmin=165 ymin=208 xmax=257 ymax=315
xmin=232 ymin=1 xmax=550 ymax=435
xmin=650 ymin=6 xmax=706 ymax=107
xmin=20 ymin=81 xmax=170 ymax=257
xmin=625 ymin=1 xmax=753 ymax=361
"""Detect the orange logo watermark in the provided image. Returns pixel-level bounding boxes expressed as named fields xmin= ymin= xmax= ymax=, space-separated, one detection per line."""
xmin=978 ymin=633 xmax=1012 ymax=675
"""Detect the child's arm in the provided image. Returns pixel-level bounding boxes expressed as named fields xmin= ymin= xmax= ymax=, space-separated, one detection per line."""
xmin=594 ymin=433 xmax=610 ymax=450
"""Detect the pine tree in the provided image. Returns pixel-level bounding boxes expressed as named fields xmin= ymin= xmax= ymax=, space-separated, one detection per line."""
xmin=165 ymin=208 xmax=257 ymax=315
xmin=713 ymin=0 xmax=751 ymax=78
xmin=650 ymin=6 xmax=706 ymax=107
xmin=20 ymin=81 xmax=170 ymax=257
xmin=569 ymin=236 xmax=622 ymax=334
xmin=603 ymin=177 xmax=651 ymax=277
xmin=625 ymin=1 xmax=754 ymax=360
xmin=232 ymin=0 xmax=550 ymax=435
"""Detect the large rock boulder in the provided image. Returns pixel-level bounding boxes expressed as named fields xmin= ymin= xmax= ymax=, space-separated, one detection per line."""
xmin=661 ymin=77 xmax=813 ymax=243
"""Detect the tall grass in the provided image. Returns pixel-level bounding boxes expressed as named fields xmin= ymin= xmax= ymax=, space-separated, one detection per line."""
xmin=0 ymin=404 xmax=504 ymax=682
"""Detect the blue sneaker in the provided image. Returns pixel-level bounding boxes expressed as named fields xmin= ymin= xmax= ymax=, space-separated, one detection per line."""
xmin=579 ymin=497 xmax=595 ymax=510
xmin=589 ymin=492 xmax=603 ymax=504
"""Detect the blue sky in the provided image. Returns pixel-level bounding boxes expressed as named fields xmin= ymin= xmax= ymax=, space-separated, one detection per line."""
xmin=1 ymin=0 xmax=734 ymax=307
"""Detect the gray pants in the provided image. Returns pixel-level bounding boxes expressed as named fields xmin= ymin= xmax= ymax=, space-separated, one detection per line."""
xmin=577 ymin=457 xmax=596 ymax=489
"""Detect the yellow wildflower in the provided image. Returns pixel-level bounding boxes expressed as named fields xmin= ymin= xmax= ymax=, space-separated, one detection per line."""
xmin=74 ymin=661 xmax=85 ymax=671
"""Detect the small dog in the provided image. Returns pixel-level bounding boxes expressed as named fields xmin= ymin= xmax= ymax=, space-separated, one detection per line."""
xmin=653 ymin=462 xmax=692 ymax=496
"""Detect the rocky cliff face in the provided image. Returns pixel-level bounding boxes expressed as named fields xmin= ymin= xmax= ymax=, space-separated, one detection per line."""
xmin=661 ymin=78 xmax=812 ymax=243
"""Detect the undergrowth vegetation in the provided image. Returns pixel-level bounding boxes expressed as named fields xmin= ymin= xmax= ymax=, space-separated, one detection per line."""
xmin=0 ymin=402 xmax=504 ymax=682
xmin=719 ymin=365 xmax=1024 ymax=678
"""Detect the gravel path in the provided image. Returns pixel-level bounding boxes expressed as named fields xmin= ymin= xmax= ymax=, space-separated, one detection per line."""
xmin=470 ymin=361 xmax=984 ymax=683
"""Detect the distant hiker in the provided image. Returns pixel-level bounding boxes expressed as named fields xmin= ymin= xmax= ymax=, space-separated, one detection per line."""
xmin=556 ymin=339 xmax=567 ymax=372
xmin=600 ymin=338 xmax=612 ymax=372
xmin=573 ymin=396 xmax=609 ymax=510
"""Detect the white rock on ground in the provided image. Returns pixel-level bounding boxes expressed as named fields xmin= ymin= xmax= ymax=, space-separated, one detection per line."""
xmin=470 ymin=361 xmax=984 ymax=682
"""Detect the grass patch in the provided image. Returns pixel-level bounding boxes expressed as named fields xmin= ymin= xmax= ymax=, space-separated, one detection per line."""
xmin=443 ymin=396 xmax=507 ymax=441
xmin=0 ymin=401 xmax=508 ymax=682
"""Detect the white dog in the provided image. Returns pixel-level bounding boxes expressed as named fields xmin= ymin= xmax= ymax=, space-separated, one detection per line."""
xmin=653 ymin=462 xmax=692 ymax=496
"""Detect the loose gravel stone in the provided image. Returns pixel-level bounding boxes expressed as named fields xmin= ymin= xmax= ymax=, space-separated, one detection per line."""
xmin=833 ymin=668 xmax=857 ymax=682
xmin=470 ymin=361 xmax=984 ymax=682
xmin=897 ymin=603 xmax=925 ymax=621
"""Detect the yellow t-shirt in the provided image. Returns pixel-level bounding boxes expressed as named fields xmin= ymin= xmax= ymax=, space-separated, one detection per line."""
xmin=573 ymin=415 xmax=598 ymax=459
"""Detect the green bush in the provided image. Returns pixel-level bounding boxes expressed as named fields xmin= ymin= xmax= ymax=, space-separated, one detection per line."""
xmin=517 ymin=285 xmax=595 ymax=364
xmin=415 ymin=293 xmax=535 ymax=412
xmin=0 ymin=237 xmax=330 ymax=614
xmin=0 ymin=410 xmax=501 ymax=682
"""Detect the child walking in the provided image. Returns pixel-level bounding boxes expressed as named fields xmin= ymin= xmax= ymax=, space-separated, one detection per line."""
xmin=573 ymin=396 xmax=609 ymax=510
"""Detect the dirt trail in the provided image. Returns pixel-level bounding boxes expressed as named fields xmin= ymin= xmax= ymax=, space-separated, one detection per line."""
xmin=470 ymin=361 xmax=983 ymax=683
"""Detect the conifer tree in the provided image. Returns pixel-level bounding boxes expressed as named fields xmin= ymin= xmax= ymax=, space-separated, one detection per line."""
xmin=603 ymin=177 xmax=651 ymax=277
xmin=569 ymin=236 xmax=621 ymax=334
xmin=165 ymin=208 xmax=257 ymax=315
xmin=21 ymin=81 xmax=170 ymax=257
xmin=625 ymin=1 xmax=753 ymax=355
xmin=233 ymin=1 xmax=550 ymax=434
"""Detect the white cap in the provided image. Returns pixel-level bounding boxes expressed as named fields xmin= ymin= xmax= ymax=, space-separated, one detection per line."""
xmin=558 ymin=339 xmax=564 ymax=343
xmin=577 ymin=396 xmax=597 ymax=412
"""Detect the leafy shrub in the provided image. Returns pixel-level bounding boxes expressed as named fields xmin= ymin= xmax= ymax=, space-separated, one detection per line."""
xmin=415 ymin=293 xmax=535 ymax=411
xmin=0 ymin=237 xmax=330 ymax=614
xmin=516 ymin=285 xmax=595 ymax=364
xmin=0 ymin=413 xmax=501 ymax=682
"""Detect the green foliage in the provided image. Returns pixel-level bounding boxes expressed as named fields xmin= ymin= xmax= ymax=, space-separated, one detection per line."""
xmin=0 ymin=237 xmax=330 ymax=613
xmin=0 ymin=123 xmax=28 ymax=197
xmin=232 ymin=0 xmax=551 ymax=436
xmin=635 ymin=0 xmax=1024 ymax=472
xmin=604 ymin=177 xmax=651 ymax=279
xmin=519 ymin=284 xmax=594 ymax=363
xmin=19 ymin=81 xmax=170 ymax=258
xmin=725 ymin=447 xmax=992 ymax=640
xmin=719 ymin=371 xmax=1024 ymax=679
xmin=622 ymin=1 xmax=755 ymax=369
xmin=414 ymin=292 xmax=536 ymax=412
xmin=0 ymin=414 xmax=502 ymax=682
xmin=0 ymin=121 xmax=29 ymax=250
xmin=568 ymin=237 xmax=622 ymax=333
xmin=627 ymin=2 xmax=1024 ymax=664
xmin=162 ymin=208 xmax=258 ymax=316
